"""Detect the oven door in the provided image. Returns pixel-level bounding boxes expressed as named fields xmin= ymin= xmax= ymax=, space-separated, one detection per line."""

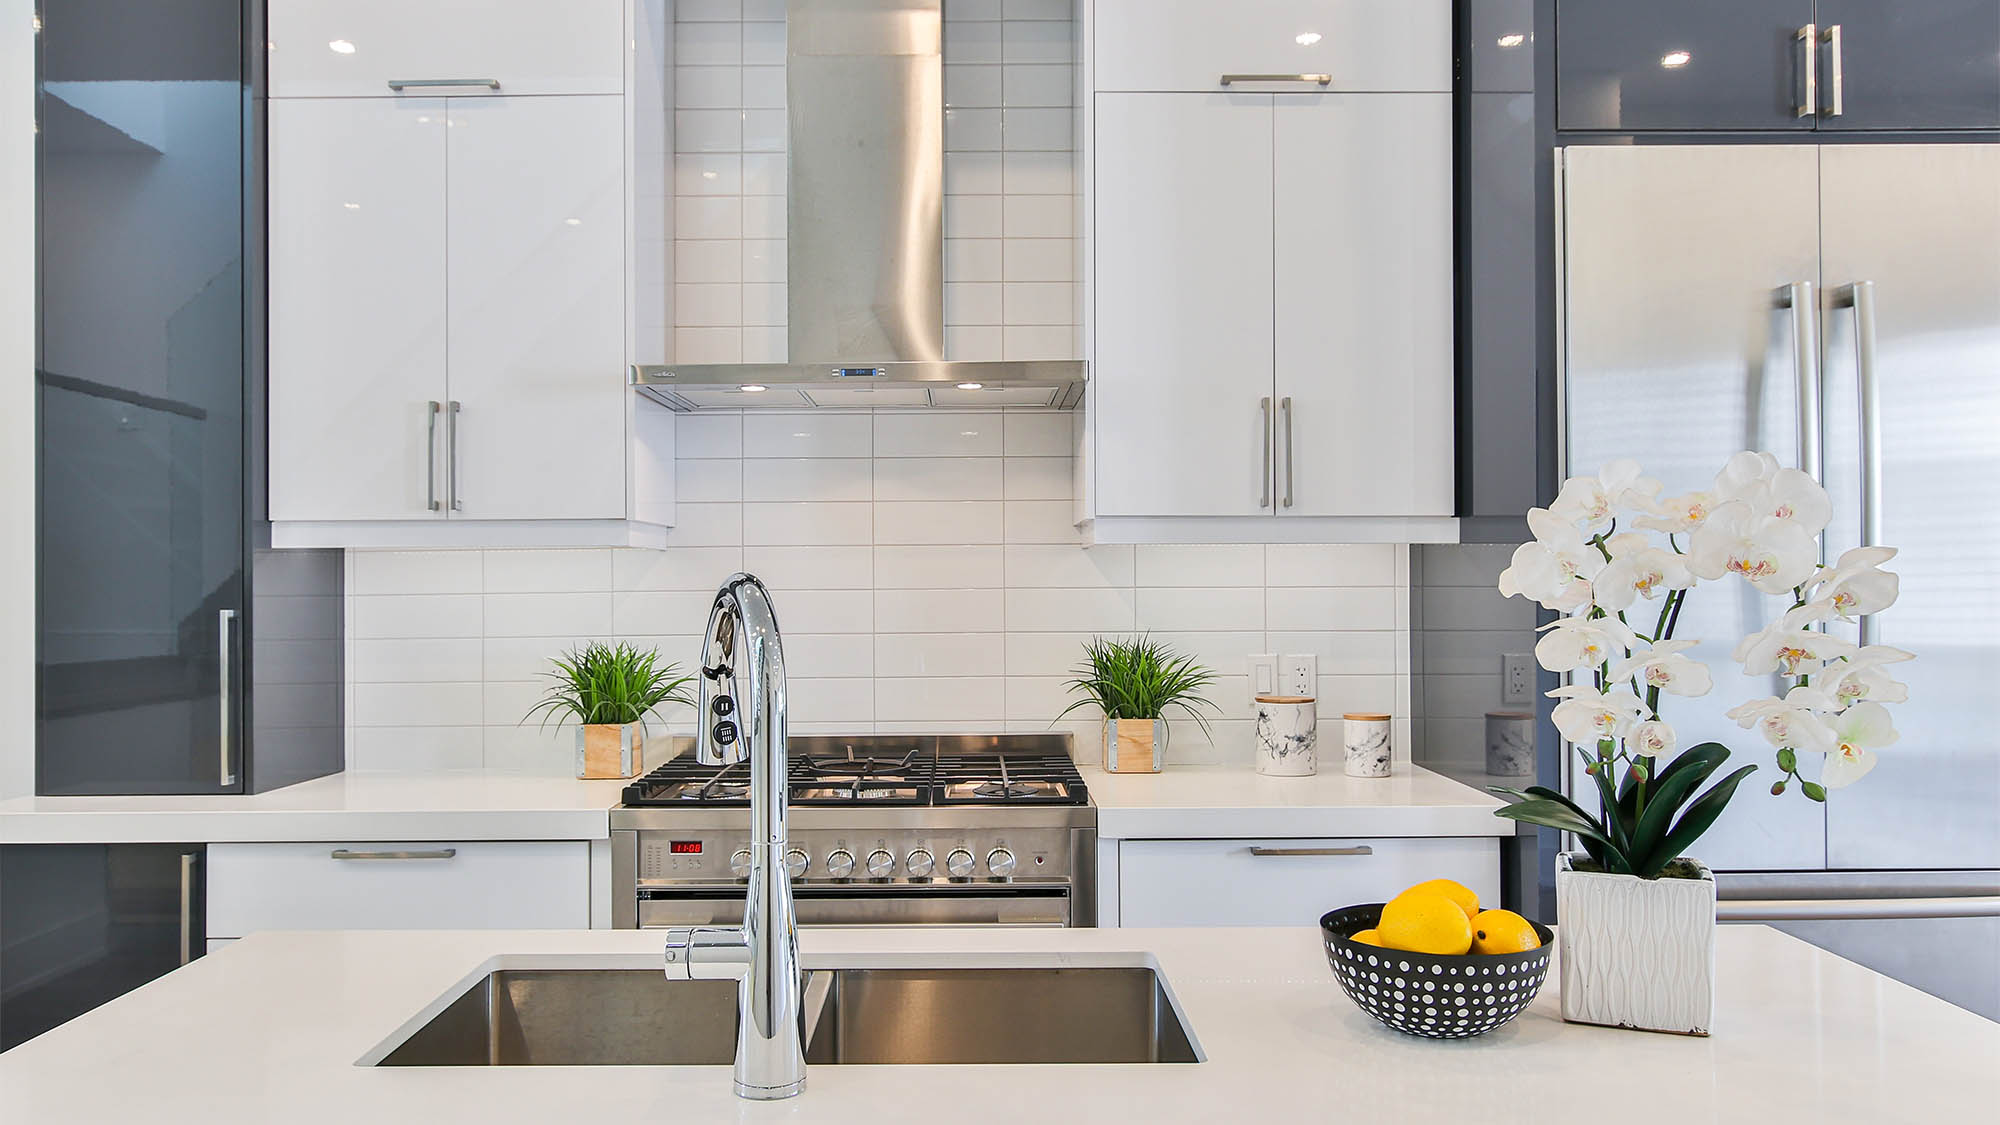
xmin=638 ymin=884 xmax=1072 ymax=927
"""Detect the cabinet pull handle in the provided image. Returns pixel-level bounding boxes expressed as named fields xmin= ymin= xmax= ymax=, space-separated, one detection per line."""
xmin=1280 ymin=396 xmax=1294 ymax=508
xmin=1259 ymin=397 xmax=1273 ymax=508
xmin=1248 ymin=846 xmax=1373 ymax=858
xmin=1821 ymin=25 xmax=1843 ymax=117
xmin=1778 ymin=283 xmax=1821 ymax=481
xmin=447 ymin=400 xmax=463 ymax=511
xmin=1794 ymin=25 xmax=1818 ymax=118
xmin=1719 ymin=896 xmax=2000 ymax=922
xmin=217 ymin=609 xmax=236 ymax=787
xmin=426 ymin=401 xmax=442 ymax=511
xmin=178 ymin=852 xmax=199 ymax=966
xmin=387 ymin=78 xmax=500 ymax=91
xmin=1838 ymin=281 xmax=1881 ymax=645
xmin=1220 ymin=73 xmax=1331 ymax=87
xmin=330 ymin=848 xmax=459 ymax=861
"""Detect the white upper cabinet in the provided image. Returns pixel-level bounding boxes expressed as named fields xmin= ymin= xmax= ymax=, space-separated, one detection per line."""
xmin=1092 ymin=0 xmax=1450 ymax=94
xmin=268 ymin=0 xmax=624 ymax=98
xmin=445 ymin=96 xmax=627 ymax=522
xmin=1273 ymin=93 xmax=1453 ymax=518
xmin=1093 ymin=93 xmax=1275 ymax=518
xmin=269 ymin=98 xmax=448 ymax=523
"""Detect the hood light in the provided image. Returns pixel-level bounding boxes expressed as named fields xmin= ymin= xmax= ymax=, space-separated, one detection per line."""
xmin=739 ymin=384 xmax=767 ymax=393
xmin=956 ymin=382 xmax=983 ymax=390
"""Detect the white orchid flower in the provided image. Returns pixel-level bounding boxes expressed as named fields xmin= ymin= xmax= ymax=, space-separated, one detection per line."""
xmin=1497 ymin=509 xmax=1606 ymax=609
xmin=1593 ymin=534 xmax=1695 ymax=610
xmin=1735 ymin=468 xmax=1833 ymax=536
xmin=1712 ymin=451 xmax=1781 ymax=501
xmin=1626 ymin=719 xmax=1677 ymax=759
xmin=1533 ymin=615 xmax=1640 ymax=674
xmin=1608 ymin=639 xmax=1713 ymax=697
xmin=1733 ymin=622 xmax=1859 ymax=677
xmin=1818 ymin=702 xmax=1898 ymax=788
xmin=1805 ymin=545 xmax=1901 ymax=618
xmin=1547 ymin=685 xmax=1649 ymax=745
xmin=1822 ymin=645 xmax=1915 ymax=707
xmin=1549 ymin=460 xmax=1663 ymax=533
xmin=1633 ymin=490 xmax=1718 ymax=534
xmin=1725 ymin=691 xmax=1836 ymax=754
xmin=1687 ymin=499 xmax=1819 ymax=594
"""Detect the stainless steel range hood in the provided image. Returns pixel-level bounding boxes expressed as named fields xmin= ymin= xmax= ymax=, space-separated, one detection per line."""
xmin=631 ymin=0 xmax=1086 ymax=411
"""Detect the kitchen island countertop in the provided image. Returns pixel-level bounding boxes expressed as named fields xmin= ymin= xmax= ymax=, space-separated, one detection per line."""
xmin=1 ymin=924 xmax=1990 ymax=1123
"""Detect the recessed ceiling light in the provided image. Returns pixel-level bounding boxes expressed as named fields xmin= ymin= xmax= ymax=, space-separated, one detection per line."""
xmin=1295 ymin=31 xmax=1322 ymax=46
xmin=956 ymin=382 xmax=983 ymax=390
xmin=341 ymin=202 xmax=360 ymax=210
xmin=1660 ymin=50 xmax=1691 ymax=68
xmin=328 ymin=39 xmax=355 ymax=54
xmin=1496 ymin=33 xmax=1525 ymax=48
xmin=563 ymin=218 xmax=581 ymax=226
xmin=739 ymin=384 xmax=767 ymax=393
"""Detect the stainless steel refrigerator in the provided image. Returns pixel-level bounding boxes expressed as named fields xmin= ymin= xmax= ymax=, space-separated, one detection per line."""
xmin=1558 ymin=143 xmax=2000 ymax=1019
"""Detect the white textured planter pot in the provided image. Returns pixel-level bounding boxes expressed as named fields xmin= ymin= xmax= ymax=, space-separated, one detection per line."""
xmin=1555 ymin=852 xmax=1716 ymax=1036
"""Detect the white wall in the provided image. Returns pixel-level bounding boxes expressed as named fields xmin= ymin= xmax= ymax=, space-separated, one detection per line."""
xmin=1 ymin=0 xmax=37 ymax=799
xmin=345 ymin=409 xmax=1412 ymax=773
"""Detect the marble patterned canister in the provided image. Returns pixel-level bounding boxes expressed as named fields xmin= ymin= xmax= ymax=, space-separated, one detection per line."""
xmin=1254 ymin=695 xmax=1317 ymax=776
xmin=1342 ymin=713 xmax=1392 ymax=778
xmin=1486 ymin=711 xmax=1536 ymax=777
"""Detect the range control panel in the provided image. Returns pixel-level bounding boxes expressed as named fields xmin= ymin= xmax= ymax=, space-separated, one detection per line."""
xmin=636 ymin=827 xmax=1076 ymax=885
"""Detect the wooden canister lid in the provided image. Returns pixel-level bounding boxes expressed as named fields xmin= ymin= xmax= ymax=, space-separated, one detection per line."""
xmin=1343 ymin=712 xmax=1391 ymax=721
xmin=1255 ymin=695 xmax=1314 ymax=704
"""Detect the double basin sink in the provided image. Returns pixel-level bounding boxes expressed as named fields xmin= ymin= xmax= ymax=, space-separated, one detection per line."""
xmin=374 ymin=965 xmax=1201 ymax=1067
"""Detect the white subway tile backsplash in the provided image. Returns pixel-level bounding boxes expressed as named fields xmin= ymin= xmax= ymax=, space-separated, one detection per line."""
xmin=673 ymin=458 xmax=744 ymax=503
xmin=1004 ymin=543 xmax=1132 ymax=587
xmin=484 ymin=635 xmax=591 ymax=683
xmin=742 ymin=195 xmax=786 ymax=237
xmin=675 ymin=283 xmax=742 ymax=327
xmin=771 ymin=590 xmax=874 ymax=634
xmin=873 ymin=545 xmax=1005 ymax=589
xmin=350 ymin=551 xmax=482 ymax=596
xmin=1001 ymin=150 xmax=1072 ymax=195
xmin=874 ymin=632 xmax=1006 ymax=677
xmin=675 ymin=66 xmax=740 ymax=109
xmin=1267 ymin=587 xmax=1398 ymax=632
xmin=1136 ymin=587 xmax=1266 ymax=633
xmin=1002 ymin=194 xmax=1072 ymax=238
xmin=874 ymin=413 xmax=1002 ymax=457
xmin=675 ymin=21 xmax=741 ymax=66
xmin=1001 ymin=282 xmax=1071 ymax=323
xmin=676 ymin=154 xmax=743 ymax=195
xmin=783 ymin=633 xmax=875 ymax=678
xmin=1002 ymin=239 xmax=1071 ymax=282
xmin=742 ymin=66 xmax=786 ymax=108
xmin=1002 ymin=499 xmax=1078 ymax=542
xmin=676 ymin=195 xmax=742 ymax=240
xmin=351 ymin=594 xmax=482 ymax=639
xmin=613 ymin=545 xmax=743 ymax=591
xmin=1000 ymin=456 xmax=1070 ymax=500
xmin=741 ymin=240 xmax=785 ymax=283
xmin=741 ymin=545 xmax=874 ymax=590
xmin=945 ymin=281 xmax=1003 ymax=324
xmin=946 ymin=0 xmax=1002 ymax=20
xmin=676 ymin=239 xmax=742 ymax=284
xmin=875 ymin=589 xmax=1006 ymax=634
xmin=944 ymin=18 xmax=1003 ymax=62
xmin=1266 ymin=544 xmax=1399 ymax=587
xmin=742 ymin=458 xmax=872 ymax=502
xmin=1001 ymin=413 xmax=1070 ymax=456
xmin=484 ymin=593 xmax=613 ymax=638
xmin=743 ymin=413 xmax=872 ymax=458
xmin=349 ymin=727 xmax=484 ymax=773
xmin=482 ymin=549 xmax=611 ymax=593
xmin=1135 ymin=545 xmax=1264 ymax=588
xmin=743 ymin=327 xmax=788 ymax=363
xmin=946 ymin=107 xmax=1003 ymax=152
xmin=353 ymin=681 xmax=483 ymax=727
xmin=877 ymin=677 xmax=1005 ymax=723
xmin=945 ymin=63 xmax=1003 ymax=108
xmin=873 ymin=457 xmax=1004 ymax=502
xmin=741 ymin=18 xmax=785 ymax=64
xmin=741 ymin=153 xmax=786 ymax=195
xmin=788 ymin=677 xmax=875 ymax=724
xmin=1002 ymin=0 xmax=1068 ymax=20
xmin=874 ymin=501 xmax=1004 ymax=545
xmin=1001 ymin=19 xmax=1071 ymax=63
xmin=1002 ymin=64 xmax=1071 ymax=107
xmin=612 ymin=590 xmax=722 ymax=635
xmin=944 ymin=237 xmax=1004 ymax=282
xmin=351 ymin=638 xmax=483 ymax=683
xmin=945 ymin=325 xmax=1004 ymax=361
xmin=743 ymin=502 xmax=872 ymax=546
xmin=679 ymin=0 xmax=743 ymax=21
xmin=1005 ymin=587 xmax=1136 ymax=632
xmin=944 ymin=196 xmax=1004 ymax=241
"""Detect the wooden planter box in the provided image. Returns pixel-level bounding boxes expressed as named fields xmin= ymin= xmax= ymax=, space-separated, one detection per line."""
xmin=576 ymin=723 xmax=646 ymax=780
xmin=1102 ymin=718 xmax=1165 ymax=773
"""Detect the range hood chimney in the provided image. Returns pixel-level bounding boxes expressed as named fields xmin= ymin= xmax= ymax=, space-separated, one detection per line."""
xmin=631 ymin=0 xmax=1085 ymax=410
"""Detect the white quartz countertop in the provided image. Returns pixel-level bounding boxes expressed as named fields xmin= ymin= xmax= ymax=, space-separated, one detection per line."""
xmin=0 ymin=773 xmax=629 ymax=843
xmin=2 ymin=925 xmax=1990 ymax=1123
xmin=1084 ymin=762 xmax=1513 ymax=839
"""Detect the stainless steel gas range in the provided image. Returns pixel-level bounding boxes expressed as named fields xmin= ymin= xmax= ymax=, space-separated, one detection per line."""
xmin=610 ymin=734 xmax=1096 ymax=928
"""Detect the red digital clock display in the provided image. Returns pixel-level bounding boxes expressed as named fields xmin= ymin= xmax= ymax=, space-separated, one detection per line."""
xmin=669 ymin=841 xmax=703 ymax=855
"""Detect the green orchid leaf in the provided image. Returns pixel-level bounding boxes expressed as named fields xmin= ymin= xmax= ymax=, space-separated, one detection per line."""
xmin=1494 ymin=799 xmax=1631 ymax=874
xmin=1645 ymin=763 xmax=1761 ymax=877
xmin=1626 ymin=746 xmax=1732 ymax=874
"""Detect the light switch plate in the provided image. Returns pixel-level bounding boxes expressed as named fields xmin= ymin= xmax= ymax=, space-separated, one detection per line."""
xmin=1249 ymin=654 xmax=1278 ymax=701
xmin=1282 ymin=653 xmax=1317 ymax=698
xmin=1503 ymin=652 xmax=1536 ymax=704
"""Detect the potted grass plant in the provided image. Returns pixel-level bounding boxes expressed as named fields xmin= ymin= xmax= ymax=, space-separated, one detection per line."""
xmin=1058 ymin=636 xmax=1220 ymax=774
xmin=1491 ymin=452 xmax=1911 ymax=1035
xmin=524 ymin=642 xmax=696 ymax=780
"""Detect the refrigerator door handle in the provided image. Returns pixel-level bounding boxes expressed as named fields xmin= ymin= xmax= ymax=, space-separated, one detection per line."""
xmin=1779 ymin=282 xmax=1822 ymax=480
xmin=178 ymin=852 xmax=199 ymax=966
xmin=1720 ymin=896 xmax=2000 ymax=922
xmin=1837 ymin=281 xmax=1883 ymax=645
xmin=217 ymin=608 xmax=237 ymax=788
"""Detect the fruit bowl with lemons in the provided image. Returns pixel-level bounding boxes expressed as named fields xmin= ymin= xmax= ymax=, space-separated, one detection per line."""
xmin=1319 ymin=879 xmax=1554 ymax=1039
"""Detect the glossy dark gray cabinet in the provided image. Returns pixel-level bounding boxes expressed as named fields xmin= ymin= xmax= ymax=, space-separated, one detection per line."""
xmin=34 ymin=0 xmax=342 ymax=795
xmin=1556 ymin=0 xmax=2000 ymax=132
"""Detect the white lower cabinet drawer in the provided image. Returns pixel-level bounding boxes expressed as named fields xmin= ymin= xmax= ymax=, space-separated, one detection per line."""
xmin=1118 ymin=837 xmax=1500 ymax=927
xmin=207 ymin=841 xmax=589 ymax=937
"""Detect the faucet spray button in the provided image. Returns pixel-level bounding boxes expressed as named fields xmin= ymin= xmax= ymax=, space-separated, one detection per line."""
xmin=711 ymin=719 xmax=738 ymax=745
xmin=728 ymin=848 xmax=752 ymax=878
xmin=865 ymin=849 xmax=896 ymax=878
xmin=945 ymin=848 xmax=976 ymax=879
xmin=905 ymin=848 xmax=935 ymax=878
xmin=711 ymin=695 xmax=735 ymax=717
xmin=825 ymin=849 xmax=856 ymax=879
xmin=784 ymin=849 xmax=809 ymax=880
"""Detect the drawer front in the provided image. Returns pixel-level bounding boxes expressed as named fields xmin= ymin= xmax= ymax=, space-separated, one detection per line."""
xmin=1093 ymin=0 xmax=1450 ymax=93
xmin=269 ymin=0 xmax=624 ymax=98
xmin=1119 ymin=837 xmax=1499 ymax=927
xmin=207 ymin=841 xmax=589 ymax=936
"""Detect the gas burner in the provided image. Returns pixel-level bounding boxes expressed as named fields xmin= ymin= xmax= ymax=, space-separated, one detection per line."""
xmin=973 ymin=779 xmax=1037 ymax=799
xmin=619 ymin=736 xmax=1089 ymax=809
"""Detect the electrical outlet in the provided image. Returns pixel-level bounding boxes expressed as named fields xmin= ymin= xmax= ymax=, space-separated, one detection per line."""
xmin=1248 ymin=654 xmax=1278 ymax=701
xmin=1282 ymin=654 xmax=1317 ymax=697
xmin=1503 ymin=652 xmax=1536 ymax=704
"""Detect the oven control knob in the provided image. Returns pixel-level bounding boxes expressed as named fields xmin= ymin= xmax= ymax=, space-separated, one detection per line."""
xmin=945 ymin=848 xmax=976 ymax=879
xmin=986 ymin=848 xmax=1017 ymax=878
xmin=865 ymin=849 xmax=896 ymax=878
xmin=906 ymin=848 xmax=935 ymax=878
xmin=784 ymin=849 xmax=809 ymax=880
xmin=729 ymin=848 xmax=752 ymax=878
xmin=825 ymin=849 xmax=856 ymax=879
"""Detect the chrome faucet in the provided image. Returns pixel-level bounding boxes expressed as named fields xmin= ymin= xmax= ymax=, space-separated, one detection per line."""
xmin=662 ymin=574 xmax=806 ymax=1100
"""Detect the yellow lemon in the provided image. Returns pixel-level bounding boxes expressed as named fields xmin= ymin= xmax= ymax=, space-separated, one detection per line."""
xmin=1349 ymin=928 xmax=1383 ymax=947
xmin=1377 ymin=892 xmax=1473 ymax=956
xmin=1395 ymin=878 xmax=1479 ymax=922
xmin=1470 ymin=909 xmax=1541 ymax=955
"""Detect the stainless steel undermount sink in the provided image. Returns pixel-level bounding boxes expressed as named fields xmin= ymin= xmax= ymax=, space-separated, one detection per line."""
xmin=369 ymin=965 xmax=1200 ymax=1067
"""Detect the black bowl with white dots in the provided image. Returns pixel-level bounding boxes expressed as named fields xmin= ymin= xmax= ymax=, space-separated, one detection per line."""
xmin=1319 ymin=904 xmax=1554 ymax=1039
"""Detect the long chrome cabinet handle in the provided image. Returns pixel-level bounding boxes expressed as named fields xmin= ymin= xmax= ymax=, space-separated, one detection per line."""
xmin=1280 ymin=396 xmax=1294 ymax=508
xmin=1221 ymin=73 xmax=1332 ymax=87
xmin=387 ymin=78 xmax=500 ymax=91
xmin=1248 ymin=846 xmax=1373 ymax=858
xmin=1259 ymin=397 xmax=1273 ymax=508
xmin=1842 ymin=281 xmax=1882 ymax=645
xmin=1780 ymin=282 xmax=1822 ymax=481
xmin=426 ymin=401 xmax=442 ymax=512
xmin=1720 ymin=896 xmax=2000 ymax=922
xmin=1795 ymin=25 xmax=1818 ymax=118
xmin=217 ymin=608 xmax=236 ymax=787
xmin=447 ymin=400 xmax=463 ymax=511
xmin=179 ymin=852 xmax=198 ymax=966
xmin=330 ymin=848 xmax=459 ymax=861
xmin=1821 ymin=25 xmax=1844 ymax=117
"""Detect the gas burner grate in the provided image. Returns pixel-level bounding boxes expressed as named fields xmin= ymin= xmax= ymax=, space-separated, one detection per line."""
xmin=620 ymin=744 xmax=1089 ymax=808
